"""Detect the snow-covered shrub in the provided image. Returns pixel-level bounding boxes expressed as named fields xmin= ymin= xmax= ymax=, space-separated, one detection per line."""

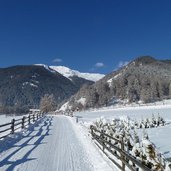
xmin=91 ymin=115 xmax=169 ymax=171
xmin=134 ymin=114 xmax=166 ymax=129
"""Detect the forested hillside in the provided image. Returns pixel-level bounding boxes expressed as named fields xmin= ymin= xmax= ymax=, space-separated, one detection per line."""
xmin=0 ymin=65 xmax=93 ymax=113
xmin=68 ymin=56 xmax=171 ymax=110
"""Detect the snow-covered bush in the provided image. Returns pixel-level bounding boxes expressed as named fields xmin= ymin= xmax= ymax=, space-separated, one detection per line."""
xmin=91 ymin=115 xmax=170 ymax=171
xmin=135 ymin=114 xmax=165 ymax=129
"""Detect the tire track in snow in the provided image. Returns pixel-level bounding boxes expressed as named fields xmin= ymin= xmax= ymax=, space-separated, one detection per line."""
xmin=52 ymin=115 xmax=94 ymax=171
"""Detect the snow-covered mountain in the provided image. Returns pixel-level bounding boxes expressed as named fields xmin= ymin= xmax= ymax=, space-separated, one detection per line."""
xmin=35 ymin=64 xmax=56 ymax=73
xmin=62 ymin=56 xmax=171 ymax=111
xmin=0 ymin=64 xmax=98 ymax=113
xmin=50 ymin=66 xmax=105 ymax=82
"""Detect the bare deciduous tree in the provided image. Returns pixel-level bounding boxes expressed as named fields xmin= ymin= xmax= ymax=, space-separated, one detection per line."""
xmin=40 ymin=94 xmax=56 ymax=113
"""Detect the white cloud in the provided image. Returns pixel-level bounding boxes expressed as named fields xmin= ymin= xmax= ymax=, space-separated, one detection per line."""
xmin=52 ymin=58 xmax=62 ymax=63
xmin=95 ymin=62 xmax=105 ymax=68
xmin=89 ymin=62 xmax=105 ymax=72
xmin=118 ymin=61 xmax=129 ymax=68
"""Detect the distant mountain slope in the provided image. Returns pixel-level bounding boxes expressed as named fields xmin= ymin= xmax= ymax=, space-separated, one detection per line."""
xmin=50 ymin=66 xmax=105 ymax=82
xmin=36 ymin=64 xmax=95 ymax=89
xmin=0 ymin=65 xmax=94 ymax=112
xmin=65 ymin=56 xmax=171 ymax=111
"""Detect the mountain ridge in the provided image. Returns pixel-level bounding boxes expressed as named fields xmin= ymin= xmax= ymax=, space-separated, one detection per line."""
xmin=63 ymin=56 xmax=171 ymax=111
xmin=0 ymin=65 xmax=95 ymax=113
xmin=49 ymin=65 xmax=105 ymax=82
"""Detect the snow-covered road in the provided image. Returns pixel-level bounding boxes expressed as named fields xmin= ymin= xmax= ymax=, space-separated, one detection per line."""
xmin=0 ymin=115 xmax=115 ymax=171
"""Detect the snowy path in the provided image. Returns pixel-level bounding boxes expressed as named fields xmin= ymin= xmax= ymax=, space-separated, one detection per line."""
xmin=0 ymin=115 xmax=115 ymax=171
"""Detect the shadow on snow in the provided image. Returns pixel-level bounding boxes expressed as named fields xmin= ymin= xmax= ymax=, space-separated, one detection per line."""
xmin=0 ymin=115 xmax=53 ymax=171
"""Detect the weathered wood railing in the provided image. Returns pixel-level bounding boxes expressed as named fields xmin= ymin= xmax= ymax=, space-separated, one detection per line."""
xmin=0 ymin=113 xmax=44 ymax=140
xmin=90 ymin=125 xmax=152 ymax=171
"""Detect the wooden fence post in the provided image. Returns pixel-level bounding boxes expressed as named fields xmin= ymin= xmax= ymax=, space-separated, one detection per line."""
xmin=22 ymin=116 xmax=25 ymax=129
xmin=101 ymin=130 xmax=105 ymax=152
xmin=121 ymin=137 xmax=125 ymax=171
xmin=11 ymin=119 xmax=15 ymax=134
xmin=76 ymin=116 xmax=78 ymax=123
xmin=33 ymin=114 xmax=35 ymax=122
xmin=28 ymin=114 xmax=31 ymax=125
xmin=90 ymin=125 xmax=95 ymax=140
xmin=90 ymin=126 xmax=93 ymax=136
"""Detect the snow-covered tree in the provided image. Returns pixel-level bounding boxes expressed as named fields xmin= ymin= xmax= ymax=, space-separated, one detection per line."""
xmin=40 ymin=94 xmax=56 ymax=113
xmin=91 ymin=116 xmax=168 ymax=171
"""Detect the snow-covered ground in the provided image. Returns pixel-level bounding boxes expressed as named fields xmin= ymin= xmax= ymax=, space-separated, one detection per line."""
xmin=0 ymin=115 xmax=118 ymax=171
xmin=0 ymin=114 xmax=33 ymax=141
xmin=0 ymin=115 xmax=27 ymax=125
xmin=74 ymin=104 xmax=171 ymax=160
xmin=1 ymin=102 xmax=171 ymax=171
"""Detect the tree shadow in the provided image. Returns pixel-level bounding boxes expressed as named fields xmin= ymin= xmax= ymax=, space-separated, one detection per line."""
xmin=0 ymin=115 xmax=53 ymax=171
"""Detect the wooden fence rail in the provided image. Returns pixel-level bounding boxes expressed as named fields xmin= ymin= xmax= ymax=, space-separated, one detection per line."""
xmin=0 ymin=113 xmax=44 ymax=140
xmin=90 ymin=125 xmax=152 ymax=171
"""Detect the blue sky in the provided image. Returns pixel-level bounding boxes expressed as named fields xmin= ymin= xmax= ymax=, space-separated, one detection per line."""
xmin=0 ymin=0 xmax=171 ymax=74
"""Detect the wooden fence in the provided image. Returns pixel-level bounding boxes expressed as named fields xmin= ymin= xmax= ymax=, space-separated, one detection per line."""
xmin=90 ymin=125 xmax=152 ymax=171
xmin=0 ymin=113 xmax=44 ymax=140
